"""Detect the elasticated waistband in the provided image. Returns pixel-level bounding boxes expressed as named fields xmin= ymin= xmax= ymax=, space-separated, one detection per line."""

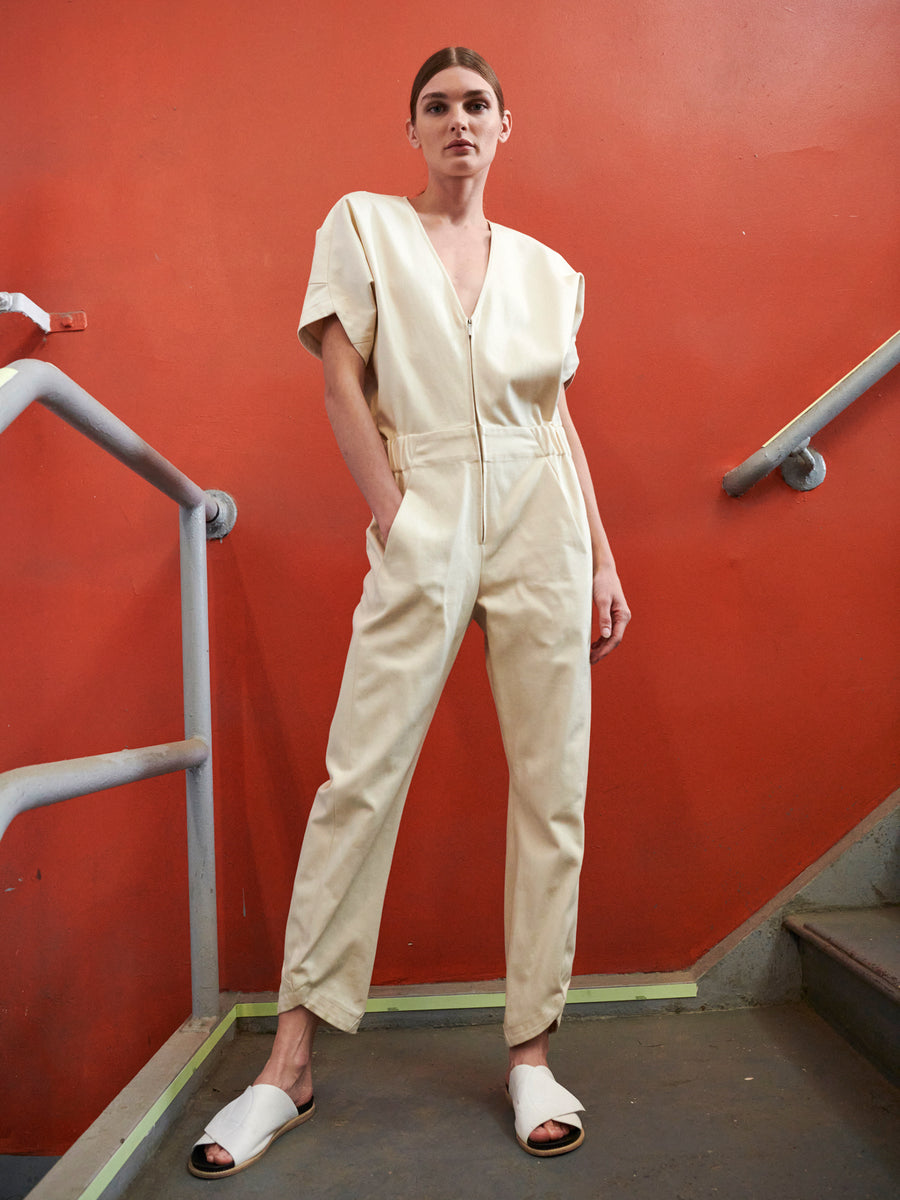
xmin=385 ymin=422 xmax=571 ymax=472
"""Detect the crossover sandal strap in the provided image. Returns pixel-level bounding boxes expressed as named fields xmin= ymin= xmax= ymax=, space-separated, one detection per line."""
xmin=508 ymin=1064 xmax=584 ymax=1146
xmin=194 ymin=1084 xmax=301 ymax=1167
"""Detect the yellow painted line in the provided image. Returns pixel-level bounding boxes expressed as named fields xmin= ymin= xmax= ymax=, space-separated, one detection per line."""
xmin=573 ymin=984 xmax=700 ymax=1003
xmin=367 ymin=992 xmax=505 ymax=1013
xmin=74 ymin=981 xmax=697 ymax=1197
xmin=367 ymin=982 xmax=697 ymax=1011
xmin=570 ymin=983 xmax=697 ymax=1003
xmin=234 ymin=1001 xmax=276 ymax=1017
xmin=78 ymin=1010 xmax=239 ymax=1200
xmin=231 ymin=982 xmax=697 ymax=1018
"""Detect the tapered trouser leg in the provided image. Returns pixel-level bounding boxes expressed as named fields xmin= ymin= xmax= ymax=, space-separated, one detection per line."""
xmin=476 ymin=429 xmax=593 ymax=1046
xmin=279 ymin=441 xmax=483 ymax=1031
xmin=279 ymin=425 xmax=592 ymax=1040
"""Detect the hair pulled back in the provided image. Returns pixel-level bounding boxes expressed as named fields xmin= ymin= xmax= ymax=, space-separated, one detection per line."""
xmin=409 ymin=47 xmax=505 ymax=122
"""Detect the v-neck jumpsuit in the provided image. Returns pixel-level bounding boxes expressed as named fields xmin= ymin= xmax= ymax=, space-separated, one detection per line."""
xmin=281 ymin=192 xmax=593 ymax=1047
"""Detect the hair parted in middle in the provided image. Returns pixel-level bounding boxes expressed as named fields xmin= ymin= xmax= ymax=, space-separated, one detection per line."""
xmin=409 ymin=47 xmax=505 ymax=122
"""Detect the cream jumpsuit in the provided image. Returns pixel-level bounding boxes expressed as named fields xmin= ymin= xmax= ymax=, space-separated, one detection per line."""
xmin=281 ymin=192 xmax=593 ymax=1047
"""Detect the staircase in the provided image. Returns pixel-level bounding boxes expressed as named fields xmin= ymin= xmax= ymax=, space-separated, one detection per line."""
xmin=785 ymin=905 xmax=900 ymax=1086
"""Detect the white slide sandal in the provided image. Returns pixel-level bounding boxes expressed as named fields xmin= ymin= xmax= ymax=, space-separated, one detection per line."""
xmin=507 ymin=1064 xmax=584 ymax=1157
xmin=188 ymin=1083 xmax=315 ymax=1179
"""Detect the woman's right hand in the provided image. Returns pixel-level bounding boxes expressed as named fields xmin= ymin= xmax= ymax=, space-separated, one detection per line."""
xmin=590 ymin=561 xmax=630 ymax=664
xmin=321 ymin=316 xmax=405 ymax=533
xmin=375 ymin=493 xmax=403 ymax=546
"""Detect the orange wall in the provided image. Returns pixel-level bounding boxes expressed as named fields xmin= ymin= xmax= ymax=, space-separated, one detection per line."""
xmin=2 ymin=0 xmax=898 ymax=1154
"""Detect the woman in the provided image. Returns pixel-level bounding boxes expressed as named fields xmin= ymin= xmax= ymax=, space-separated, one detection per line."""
xmin=190 ymin=46 xmax=630 ymax=1178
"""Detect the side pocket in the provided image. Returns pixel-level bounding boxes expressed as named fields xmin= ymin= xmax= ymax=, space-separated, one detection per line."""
xmin=367 ymin=470 xmax=412 ymax=558
xmin=545 ymin=455 xmax=591 ymax=556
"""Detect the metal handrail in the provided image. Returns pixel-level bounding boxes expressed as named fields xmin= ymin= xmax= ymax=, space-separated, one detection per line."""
xmin=0 ymin=358 xmax=236 ymax=1019
xmin=722 ymin=330 xmax=900 ymax=497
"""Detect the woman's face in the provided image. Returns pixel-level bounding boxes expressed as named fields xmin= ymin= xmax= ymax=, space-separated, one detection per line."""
xmin=406 ymin=66 xmax=511 ymax=180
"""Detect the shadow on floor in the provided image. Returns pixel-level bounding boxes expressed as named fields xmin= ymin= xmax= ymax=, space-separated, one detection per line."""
xmin=121 ymin=1004 xmax=900 ymax=1200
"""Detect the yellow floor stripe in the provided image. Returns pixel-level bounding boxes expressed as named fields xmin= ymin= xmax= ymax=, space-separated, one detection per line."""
xmin=239 ymin=981 xmax=697 ymax=1017
xmin=78 ymin=1012 xmax=238 ymax=1200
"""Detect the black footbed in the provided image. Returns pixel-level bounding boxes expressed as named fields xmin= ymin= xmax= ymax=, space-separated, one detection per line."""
xmin=526 ymin=1125 xmax=581 ymax=1152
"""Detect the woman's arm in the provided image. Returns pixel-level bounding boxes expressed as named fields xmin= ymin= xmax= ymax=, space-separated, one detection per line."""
xmin=557 ymin=388 xmax=631 ymax=663
xmin=320 ymin=315 xmax=403 ymax=540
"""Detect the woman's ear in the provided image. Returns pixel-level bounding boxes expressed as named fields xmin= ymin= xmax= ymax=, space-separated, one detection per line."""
xmin=499 ymin=109 xmax=512 ymax=143
xmin=406 ymin=118 xmax=421 ymax=150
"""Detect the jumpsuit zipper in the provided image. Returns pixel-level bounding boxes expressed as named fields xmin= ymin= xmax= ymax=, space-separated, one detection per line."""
xmin=467 ymin=316 xmax=487 ymax=544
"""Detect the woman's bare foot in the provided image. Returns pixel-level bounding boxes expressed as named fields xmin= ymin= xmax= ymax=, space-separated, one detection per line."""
xmin=202 ymin=1005 xmax=319 ymax=1168
xmin=507 ymin=1029 xmax=574 ymax=1145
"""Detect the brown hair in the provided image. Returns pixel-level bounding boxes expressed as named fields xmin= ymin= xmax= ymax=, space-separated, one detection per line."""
xmin=409 ymin=47 xmax=505 ymax=122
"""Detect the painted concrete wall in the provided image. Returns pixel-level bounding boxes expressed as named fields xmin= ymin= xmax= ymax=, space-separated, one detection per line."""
xmin=2 ymin=0 xmax=898 ymax=1154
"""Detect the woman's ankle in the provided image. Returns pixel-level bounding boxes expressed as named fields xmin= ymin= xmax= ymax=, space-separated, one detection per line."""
xmin=507 ymin=1029 xmax=551 ymax=1076
xmin=254 ymin=1006 xmax=319 ymax=1101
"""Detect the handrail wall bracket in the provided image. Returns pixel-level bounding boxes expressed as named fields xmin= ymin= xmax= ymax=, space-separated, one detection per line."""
xmin=205 ymin=488 xmax=238 ymax=540
xmin=723 ymin=330 xmax=900 ymax=498
xmin=780 ymin=438 xmax=826 ymax=492
xmin=0 ymin=291 xmax=87 ymax=333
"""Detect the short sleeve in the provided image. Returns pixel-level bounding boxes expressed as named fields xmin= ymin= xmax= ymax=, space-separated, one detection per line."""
xmin=562 ymin=272 xmax=585 ymax=388
xmin=298 ymin=196 xmax=377 ymax=362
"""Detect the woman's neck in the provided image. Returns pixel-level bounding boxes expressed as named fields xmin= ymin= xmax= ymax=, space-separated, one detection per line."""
xmin=409 ymin=174 xmax=489 ymax=228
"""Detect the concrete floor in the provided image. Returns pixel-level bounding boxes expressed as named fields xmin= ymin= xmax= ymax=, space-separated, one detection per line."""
xmin=121 ymin=1004 xmax=900 ymax=1200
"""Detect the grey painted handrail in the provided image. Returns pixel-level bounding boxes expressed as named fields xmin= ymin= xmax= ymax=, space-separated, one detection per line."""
xmin=0 ymin=358 xmax=217 ymax=516
xmin=0 ymin=358 xmax=231 ymax=1019
xmin=722 ymin=330 xmax=900 ymax=497
xmin=0 ymin=740 xmax=209 ymax=840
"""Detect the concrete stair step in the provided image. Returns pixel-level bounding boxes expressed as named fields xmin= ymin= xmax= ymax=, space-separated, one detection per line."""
xmin=785 ymin=905 xmax=900 ymax=1085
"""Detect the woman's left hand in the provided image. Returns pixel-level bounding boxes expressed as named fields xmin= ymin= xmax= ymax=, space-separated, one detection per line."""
xmin=590 ymin=562 xmax=630 ymax=664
